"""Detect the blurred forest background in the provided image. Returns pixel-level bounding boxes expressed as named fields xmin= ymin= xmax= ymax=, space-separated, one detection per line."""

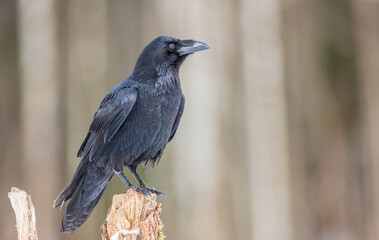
xmin=1 ymin=0 xmax=379 ymax=239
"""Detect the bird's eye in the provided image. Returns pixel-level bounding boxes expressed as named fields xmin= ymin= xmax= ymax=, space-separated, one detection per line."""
xmin=168 ymin=43 xmax=176 ymax=51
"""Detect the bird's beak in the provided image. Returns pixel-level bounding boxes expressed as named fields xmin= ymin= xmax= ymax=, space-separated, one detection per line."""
xmin=177 ymin=39 xmax=210 ymax=56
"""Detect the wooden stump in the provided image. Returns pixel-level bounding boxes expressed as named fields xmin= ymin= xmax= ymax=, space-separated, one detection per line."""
xmin=101 ymin=188 xmax=164 ymax=240
xmin=8 ymin=187 xmax=39 ymax=240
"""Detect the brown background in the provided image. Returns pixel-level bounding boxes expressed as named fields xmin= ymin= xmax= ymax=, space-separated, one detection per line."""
xmin=1 ymin=0 xmax=379 ymax=239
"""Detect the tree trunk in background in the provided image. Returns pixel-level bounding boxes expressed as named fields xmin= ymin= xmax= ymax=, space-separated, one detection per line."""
xmin=64 ymin=1 xmax=109 ymax=239
xmin=0 ymin=1 xmax=22 ymax=239
xmin=17 ymin=0 xmax=61 ymax=239
xmin=173 ymin=2 xmax=222 ymax=239
xmin=207 ymin=1 xmax=251 ymax=240
xmin=283 ymin=1 xmax=367 ymax=239
xmin=281 ymin=2 xmax=315 ymax=239
xmin=305 ymin=2 xmax=365 ymax=239
xmin=352 ymin=1 xmax=379 ymax=239
xmin=240 ymin=1 xmax=294 ymax=240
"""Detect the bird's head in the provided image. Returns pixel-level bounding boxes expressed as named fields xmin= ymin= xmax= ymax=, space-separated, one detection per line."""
xmin=133 ymin=36 xmax=210 ymax=78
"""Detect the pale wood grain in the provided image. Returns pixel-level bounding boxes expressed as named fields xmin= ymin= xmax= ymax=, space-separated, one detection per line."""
xmin=8 ymin=187 xmax=38 ymax=240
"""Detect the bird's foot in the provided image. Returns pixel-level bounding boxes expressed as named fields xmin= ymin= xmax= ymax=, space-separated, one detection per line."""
xmin=136 ymin=186 xmax=166 ymax=196
xmin=122 ymin=185 xmax=138 ymax=194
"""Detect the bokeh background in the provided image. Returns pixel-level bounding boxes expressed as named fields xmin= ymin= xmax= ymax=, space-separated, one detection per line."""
xmin=1 ymin=0 xmax=379 ymax=239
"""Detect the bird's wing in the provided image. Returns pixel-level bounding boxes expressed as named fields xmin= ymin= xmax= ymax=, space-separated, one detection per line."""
xmin=168 ymin=95 xmax=185 ymax=142
xmin=55 ymin=87 xmax=137 ymax=208
xmin=77 ymin=86 xmax=138 ymax=160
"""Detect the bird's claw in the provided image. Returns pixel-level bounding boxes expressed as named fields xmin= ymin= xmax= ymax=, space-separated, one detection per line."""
xmin=136 ymin=186 xmax=166 ymax=196
xmin=122 ymin=185 xmax=137 ymax=193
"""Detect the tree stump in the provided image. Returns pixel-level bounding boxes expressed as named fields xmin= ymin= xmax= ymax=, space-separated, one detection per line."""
xmin=101 ymin=188 xmax=164 ymax=240
xmin=8 ymin=187 xmax=39 ymax=240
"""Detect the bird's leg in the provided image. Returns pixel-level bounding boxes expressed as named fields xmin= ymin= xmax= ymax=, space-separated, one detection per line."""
xmin=113 ymin=170 xmax=137 ymax=191
xmin=127 ymin=165 xmax=166 ymax=196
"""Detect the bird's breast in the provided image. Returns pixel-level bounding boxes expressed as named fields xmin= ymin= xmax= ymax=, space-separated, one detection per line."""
xmin=115 ymin=87 xmax=182 ymax=163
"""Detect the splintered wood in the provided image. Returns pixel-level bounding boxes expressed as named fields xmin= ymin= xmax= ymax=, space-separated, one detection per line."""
xmin=101 ymin=189 xmax=164 ymax=240
xmin=8 ymin=187 xmax=39 ymax=240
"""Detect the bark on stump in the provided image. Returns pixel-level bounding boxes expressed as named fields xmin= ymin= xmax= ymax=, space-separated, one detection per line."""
xmin=101 ymin=188 xmax=164 ymax=240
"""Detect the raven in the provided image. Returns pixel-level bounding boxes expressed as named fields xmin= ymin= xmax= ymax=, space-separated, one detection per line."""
xmin=53 ymin=36 xmax=209 ymax=233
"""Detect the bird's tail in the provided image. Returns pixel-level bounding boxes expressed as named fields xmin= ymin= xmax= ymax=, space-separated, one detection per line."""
xmin=53 ymin=162 xmax=113 ymax=233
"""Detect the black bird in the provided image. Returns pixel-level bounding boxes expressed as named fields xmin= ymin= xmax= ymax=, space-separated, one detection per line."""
xmin=53 ymin=36 xmax=209 ymax=233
